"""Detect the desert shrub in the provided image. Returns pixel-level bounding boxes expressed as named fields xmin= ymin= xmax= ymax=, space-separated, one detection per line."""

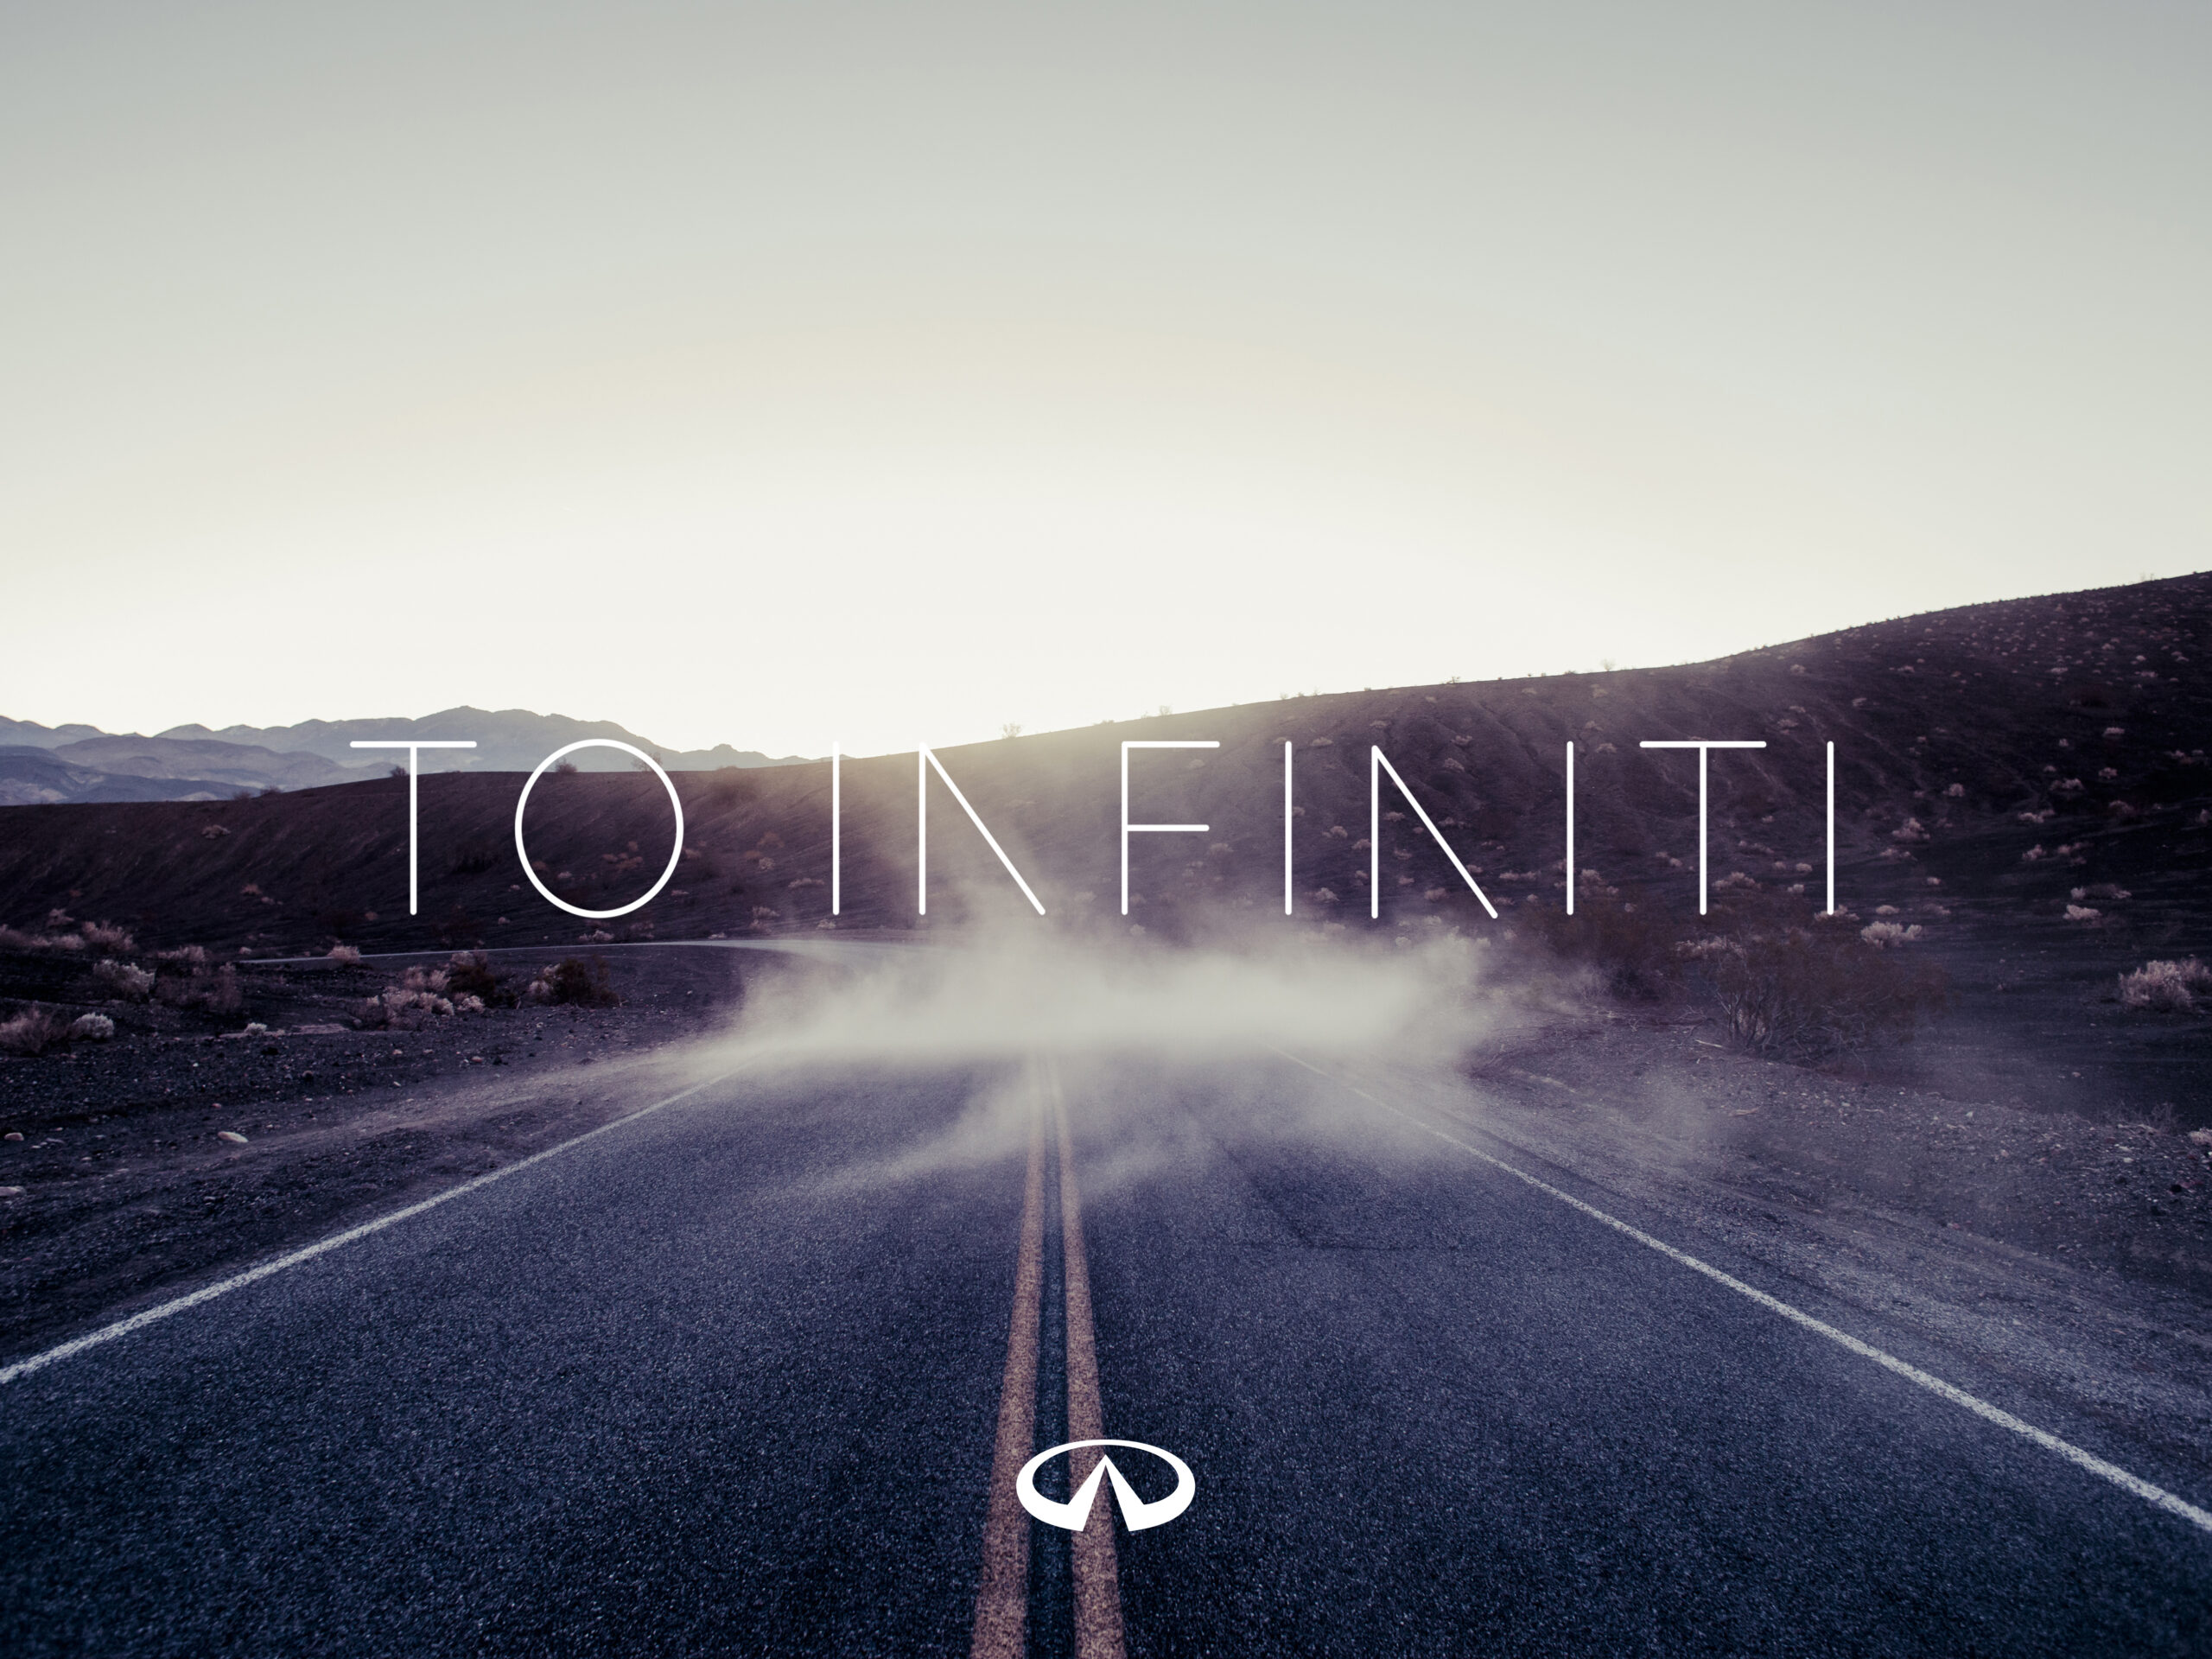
xmin=205 ymin=964 xmax=242 ymax=1014
xmin=1696 ymin=923 xmax=1948 ymax=1061
xmin=0 ymin=1007 xmax=70 ymax=1056
xmin=68 ymin=1013 xmax=115 ymax=1041
xmin=524 ymin=957 xmax=620 ymax=1007
xmin=2119 ymin=959 xmax=2212 ymax=1013
xmin=359 ymin=963 xmax=484 ymax=1026
xmin=79 ymin=921 xmax=135 ymax=952
xmin=1525 ymin=895 xmax=1686 ymax=1001
xmin=361 ymin=987 xmax=455 ymax=1027
xmin=442 ymin=950 xmax=515 ymax=1006
xmin=156 ymin=959 xmax=240 ymax=1014
xmin=1859 ymin=921 xmax=1923 ymax=947
xmin=94 ymin=959 xmax=155 ymax=1000
xmin=327 ymin=944 xmax=362 ymax=963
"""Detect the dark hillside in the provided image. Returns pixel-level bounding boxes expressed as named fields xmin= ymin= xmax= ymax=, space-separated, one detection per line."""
xmin=2 ymin=573 xmax=2207 ymax=1117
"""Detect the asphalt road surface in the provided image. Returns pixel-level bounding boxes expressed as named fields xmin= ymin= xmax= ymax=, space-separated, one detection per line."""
xmin=3 ymin=1049 xmax=2209 ymax=1656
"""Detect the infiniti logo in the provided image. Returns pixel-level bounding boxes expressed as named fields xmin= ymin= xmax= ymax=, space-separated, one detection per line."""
xmin=1015 ymin=1440 xmax=1197 ymax=1533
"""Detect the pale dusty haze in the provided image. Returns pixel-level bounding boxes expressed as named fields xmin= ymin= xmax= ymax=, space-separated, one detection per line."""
xmin=3 ymin=2 xmax=2204 ymax=756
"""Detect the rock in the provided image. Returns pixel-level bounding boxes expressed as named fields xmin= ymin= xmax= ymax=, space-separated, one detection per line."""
xmin=3 ymin=1131 xmax=22 ymax=1141
xmin=0 ymin=1185 xmax=22 ymax=1197
xmin=218 ymin=1130 xmax=249 ymax=1145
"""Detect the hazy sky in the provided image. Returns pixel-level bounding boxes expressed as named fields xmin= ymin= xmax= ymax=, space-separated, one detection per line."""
xmin=3 ymin=1 xmax=2205 ymax=756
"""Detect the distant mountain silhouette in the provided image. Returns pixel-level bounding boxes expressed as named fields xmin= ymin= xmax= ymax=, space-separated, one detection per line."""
xmin=0 ymin=747 xmax=237 ymax=807
xmin=52 ymin=736 xmax=359 ymax=791
xmin=152 ymin=708 xmax=811 ymax=775
xmin=0 ymin=708 xmax=814 ymax=802
xmin=0 ymin=718 xmax=106 ymax=750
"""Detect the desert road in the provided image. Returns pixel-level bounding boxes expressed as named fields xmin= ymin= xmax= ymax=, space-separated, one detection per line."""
xmin=3 ymin=1051 xmax=2208 ymax=1656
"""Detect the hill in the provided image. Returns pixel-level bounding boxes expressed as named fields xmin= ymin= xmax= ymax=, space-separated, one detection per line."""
xmin=2 ymin=573 xmax=2208 ymax=1119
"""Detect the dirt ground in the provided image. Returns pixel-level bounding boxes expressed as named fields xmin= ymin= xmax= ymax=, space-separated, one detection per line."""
xmin=1441 ymin=1002 xmax=2212 ymax=1478
xmin=1471 ymin=1009 xmax=2212 ymax=1288
xmin=0 ymin=945 xmax=779 ymax=1362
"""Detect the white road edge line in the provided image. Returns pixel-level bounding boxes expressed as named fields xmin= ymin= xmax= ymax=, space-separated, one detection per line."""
xmin=1276 ymin=1051 xmax=2212 ymax=1538
xmin=0 ymin=1066 xmax=745 ymax=1387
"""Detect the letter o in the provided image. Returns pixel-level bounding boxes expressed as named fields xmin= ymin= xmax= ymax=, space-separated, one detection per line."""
xmin=513 ymin=741 xmax=686 ymax=920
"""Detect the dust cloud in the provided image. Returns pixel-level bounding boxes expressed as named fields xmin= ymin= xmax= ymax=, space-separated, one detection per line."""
xmin=685 ymin=929 xmax=1501 ymax=1079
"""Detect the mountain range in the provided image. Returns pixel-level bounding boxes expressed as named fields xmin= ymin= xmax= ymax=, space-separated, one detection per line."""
xmin=0 ymin=709 xmax=811 ymax=805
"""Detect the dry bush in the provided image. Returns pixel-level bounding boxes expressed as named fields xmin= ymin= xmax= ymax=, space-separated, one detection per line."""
xmin=359 ymin=963 xmax=486 ymax=1026
xmin=205 ymin=964 xmax=242 ymax=1014
xmin=68 ymin=1013 xmax=115 ymax=1041
xmin=94 ymin=958 xmax=155 ymax=1000
xmin=0 ymin=1007 xmax=70 ymax=1056
xmin=79 ymin=921 xmax=135 ymax=952
xmin=327 ymin=944 xmax=362 ymax=963
xmin=1524 ymin=895 xmax=1686 ymax=1001
xmin=2119 ymin=959 xmax=2212 ymax=1013
xmin=443 ymin=950 xmax=516 ymax=1007
xmin=1697 ymin=920 xmax=1948 ymax=1061
xmin=156 ymin=959 xmax=240 ymax=1014
xmin=361 ymin=986 xmax=454 ymax=1027
xmin=524 ymin=957 xmax=619 ymax=1007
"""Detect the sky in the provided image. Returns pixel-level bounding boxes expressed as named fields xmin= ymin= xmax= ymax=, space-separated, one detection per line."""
xmin=2 ymin=1 xmax=2205 ymax=757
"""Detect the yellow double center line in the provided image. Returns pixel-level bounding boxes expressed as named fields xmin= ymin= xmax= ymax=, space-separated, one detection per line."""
xmin=970 ymin=1062 xmax=1126 ymax=1659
